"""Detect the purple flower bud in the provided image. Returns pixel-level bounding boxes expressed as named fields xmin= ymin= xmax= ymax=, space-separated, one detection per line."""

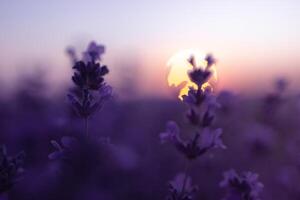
xmin=205 ymin=54 xmax=216 ymax=68
xmin=83 ymin=41 xmax=105 ymax=63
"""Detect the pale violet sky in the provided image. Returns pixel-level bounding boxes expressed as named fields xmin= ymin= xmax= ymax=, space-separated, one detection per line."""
xmin=0 ymin=0 xmax=300 ymax=95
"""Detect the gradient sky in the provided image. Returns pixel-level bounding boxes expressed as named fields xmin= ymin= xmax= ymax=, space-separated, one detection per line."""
xmin=1 ymin=0 xmax=300 ymax=96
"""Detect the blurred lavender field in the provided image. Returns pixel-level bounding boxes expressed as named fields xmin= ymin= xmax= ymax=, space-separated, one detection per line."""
xmin=0 ymin=40 xmax=300 ymax=200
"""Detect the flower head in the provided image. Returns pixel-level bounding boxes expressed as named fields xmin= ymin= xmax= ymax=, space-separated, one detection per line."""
xmin=167 ymin=173 xmax=198 ymax=200
xmin=205 ymin=54 xmax=216 ymax=69
xmin=72 ymin=61 xmax=109 ymax=90
xmin=83 ymin=41 xmax=105 ymax=63
xmin=220 ymin=169 xmax=264 ymax=200
xmin=188 ymin=68 xmax=211 ymax=87
xmin=68 ymin=41 xmax=112 ymax=120
xmin=160 ymin=122 xmax=225 ymax=160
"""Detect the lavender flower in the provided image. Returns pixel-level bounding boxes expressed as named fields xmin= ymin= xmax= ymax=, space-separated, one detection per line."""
xmin=83 ymin=41 xmax=105 ymax=63
xmin=205 ymin=54 xmax=216 ymax=68
xmin=161 ymin=54 xmax=225 ymax=199
xmin=67 ymin=85 xmax=112 ymax=118
xmin=187 ymin=54 xmax=216 ymax=87
xmin=160 ymin=121 xmax=226 ymax=160
xmin=188 ymin=68 xmax=211 ymax=87
xmin=68 ymin=41 xmax=112 ymax=136
xmin=71 ymin=61 xmax=109 ymax=90
xmin=220 ymin=169 xmax=264 ymax=200
xmin=0 ymin=145 xmax=25 ymax=194
xmin=167 ymin=173 xmax=198 ymax=200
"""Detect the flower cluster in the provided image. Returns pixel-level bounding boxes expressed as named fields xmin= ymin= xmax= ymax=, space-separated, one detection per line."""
xmin=67 ymin=41 xmax=112 ymax=135
xmin=161 ymin=54 xmax=225 ymax=160
xmin=220 ymin=169 xmax=264 ymax=200
xmin=167 ymin=174 xmax=198 ymax=200
xmin=160 ymin=121 xmax=225 ymax=160
xmin=0 ymin=145 xmax=25 ymax=194
xmin=160 ymin=54 xmax=225 ymax=199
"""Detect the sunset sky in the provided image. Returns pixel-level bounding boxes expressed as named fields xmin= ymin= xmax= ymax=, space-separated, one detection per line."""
xmin=1 ymin=0 xmax=300 ymax=96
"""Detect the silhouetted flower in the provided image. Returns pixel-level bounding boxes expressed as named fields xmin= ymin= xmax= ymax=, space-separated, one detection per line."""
xmin=72 ymin=61 xmax=109 ymax=90
xmin=68 ymin=85 xmax=112 ymax=118
xmin=167 ymin=173 xmax=198 ymax=200
xmin=160 ymin=121 xmax=226 ymax=160
xmin=0 ymin=145 xmax=25 ymax=194
xmin=68 ymin=41 xmax=112 ymax=137
xmin=188 ymin=69 xmax=211 ymax=87
xmin=182 ymin=87 xmax=204 ymax=106
xmin=161 ymin=54 xmax=225 ymax=198
xmin=205 ymin=54 xmax=216 ymax=68
xmin=220 ymin=169 xmax=263 ymax=200
xmin=182 ymin=87 xmax=220 ymax=109
xmin=187 ymin=55 xmax=214 ymax=86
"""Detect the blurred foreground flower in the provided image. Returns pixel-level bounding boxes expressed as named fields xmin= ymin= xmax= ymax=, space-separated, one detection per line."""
xmin=0 ymin=145 xmax=25 ymax=194
xmin=220 ymin=169 xmax=263 ymax=200
xmin=167 ymin=173 xmax=198 ymax=200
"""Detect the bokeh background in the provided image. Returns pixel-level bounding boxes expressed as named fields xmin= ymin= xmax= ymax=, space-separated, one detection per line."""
xmin=0 ymin=0 xmax=300 ymax=200
xmin=1 ymin=0 xmax=300 ymax=96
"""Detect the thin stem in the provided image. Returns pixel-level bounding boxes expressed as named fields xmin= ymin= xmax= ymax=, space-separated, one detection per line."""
xmin=180 ymin=160 xmax=190 ymax=196
xmin=85 ymin=117 xmax=89 ymax=136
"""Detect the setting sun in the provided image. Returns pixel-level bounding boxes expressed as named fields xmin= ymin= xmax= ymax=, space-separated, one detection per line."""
xmin=167 ymin=49 xmax=218 ymax=99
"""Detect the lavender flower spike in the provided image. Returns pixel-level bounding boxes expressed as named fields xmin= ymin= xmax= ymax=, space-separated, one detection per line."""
xmin=167 ymin=173 xmax=198 ymax=200
xmin=220 ymin=169 xmax=264 ymax=200
xmin=68 ymin=41 xmax=112 ymax=136
xmin=83 ymin=41 xmax=105 ymax=63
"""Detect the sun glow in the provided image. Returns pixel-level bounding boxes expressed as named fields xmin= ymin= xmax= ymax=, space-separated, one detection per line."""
xmin=167 ymin=49 xmax=218 ymax=99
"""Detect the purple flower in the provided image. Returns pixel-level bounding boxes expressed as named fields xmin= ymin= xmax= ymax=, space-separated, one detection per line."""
xmin=161 ymin=53 xmax=223 ymax=198
xmin=68 ymin=41 xmax=112 ymax=121
xmin=160 ymin=121 xmax=181 ymax=144
xmin=83 ymin=41 xmax=105 ymax=63
xmin=160 ymin=122 xmax=225 ymax=159
xmin=72 ymin=61 xmax=109 ymax=90
xmin=220 ymin=169 xmax=264 ymax=200
xmin=167 ymin=173 xmax=198 ymax=200
xmin=186 ymin=54 xmax=216 ymax=87
xmin=182 ymin=87 xmax=220 ymax=109
xmin=48 ymin=136 xmax=78 ymax=160
xmin=199 ymin=128 xmax=226 ymax=150
xmin=205 ymin=54 xmax=216 ymax=68
xmin=0 ymin=145 xmax=25 ymax=194
xmin=182 ymin=87 xmax=206 ymax=106
xmin=188 ymin=68 xmax=211 ymax=87
xmin=68 ymin=90 xmax=100 ymax=118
